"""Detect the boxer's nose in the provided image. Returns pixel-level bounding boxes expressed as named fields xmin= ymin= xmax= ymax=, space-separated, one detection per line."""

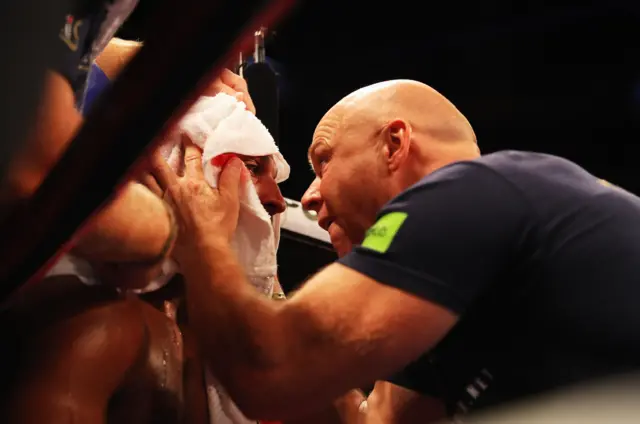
xmin=260 ymin=178 xmax=287 ymax=216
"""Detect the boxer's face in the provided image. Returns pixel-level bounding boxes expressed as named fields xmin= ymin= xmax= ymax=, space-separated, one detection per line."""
xmin=303 ymin=119 xmax=391 ymax=253
xmin=238 ymin=154 xmax=286 ymax=217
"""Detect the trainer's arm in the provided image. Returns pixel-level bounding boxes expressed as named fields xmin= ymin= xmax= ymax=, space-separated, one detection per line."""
xmin=364 ymin=382 xmax=447 ymax=424
xmin=176 ymin=160 xmax=530 ymax=420
xmin=183 ymin=247 xmax=455 ymax=420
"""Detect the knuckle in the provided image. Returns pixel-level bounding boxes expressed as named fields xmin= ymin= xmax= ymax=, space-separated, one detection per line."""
xmin=184 ymin=154 xmax=200 ymax=163
xmin=186 ymin=180 xmax=200 ymax=191
xmin=219 ymin=85 xmax=235 ymax=96
xmin=236 ymin=79 xmax=248 ymax=91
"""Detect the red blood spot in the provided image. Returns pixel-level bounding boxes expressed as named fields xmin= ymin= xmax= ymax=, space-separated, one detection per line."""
xmin=211 ymin=153 xmax=238 ymax=168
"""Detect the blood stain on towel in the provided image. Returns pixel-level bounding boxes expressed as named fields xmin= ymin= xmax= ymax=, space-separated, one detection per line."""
xmin=211 ymin=153 xmax=238 ymax=168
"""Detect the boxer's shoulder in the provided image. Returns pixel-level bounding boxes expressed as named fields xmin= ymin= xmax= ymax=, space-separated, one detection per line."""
xmin=6 ymin=275 xmax=148 ymax=357
xmin=108 ymin=302 xmax=185 ymax=424
xmin=0 ymin=277 xmax=151 ymax=417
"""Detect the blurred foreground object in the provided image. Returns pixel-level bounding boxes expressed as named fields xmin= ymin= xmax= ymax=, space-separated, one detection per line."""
xmin=0 ymin=1 xmax=69 ymax=183
xmin=0 ymin=0 xmax=297 ymax=301
xmin=460 ymin=374 xmax=640 ymax=424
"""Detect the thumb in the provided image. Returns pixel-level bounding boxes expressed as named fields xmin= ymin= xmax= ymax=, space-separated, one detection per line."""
xmin=218 ymin=157 xmax=245 ymax=198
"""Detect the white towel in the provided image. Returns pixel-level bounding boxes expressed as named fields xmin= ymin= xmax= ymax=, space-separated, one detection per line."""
xmin=155 ymin=93 xmax=290 ymax=295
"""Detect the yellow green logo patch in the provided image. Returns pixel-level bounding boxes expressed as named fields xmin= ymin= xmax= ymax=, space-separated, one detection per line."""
xmin=361 ymin=212 xmax=408 ymax=254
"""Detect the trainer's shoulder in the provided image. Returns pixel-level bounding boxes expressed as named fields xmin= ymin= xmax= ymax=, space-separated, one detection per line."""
xmin=473 ymin=150 xmax=574 ymax=175
xmin=470 ymin=150 xmax=596 ymax=189
xmin=410 ymin=150 xmax=551 ymax=190
xmin=390 ymin=152 xmax=535 ymax=210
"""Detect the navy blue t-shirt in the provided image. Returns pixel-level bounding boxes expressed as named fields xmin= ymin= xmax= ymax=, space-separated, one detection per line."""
xmin=339 ymin=150 xmax=640 ymax=417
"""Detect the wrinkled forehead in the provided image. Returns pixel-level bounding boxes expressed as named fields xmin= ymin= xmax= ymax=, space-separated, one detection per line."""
xmin=309 ymin=108 xmax=348 ymax=154
xmin=310 ymin=105 xmax=377 ymax=159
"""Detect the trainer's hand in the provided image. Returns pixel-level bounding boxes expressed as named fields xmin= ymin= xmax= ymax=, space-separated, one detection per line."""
xmin=150 ymin=139 xmax=247 ymax=265
xmin=203 ymin=68 xmax=256 ymax=114
xmin=334 ymin=390 xmax=368 ymax=424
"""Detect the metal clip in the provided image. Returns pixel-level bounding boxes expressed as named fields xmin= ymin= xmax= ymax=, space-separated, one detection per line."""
xmin=235 ymin=51 xmax=245 ymax=77
xmin=254 ymin=26 xmax=267 ymax=63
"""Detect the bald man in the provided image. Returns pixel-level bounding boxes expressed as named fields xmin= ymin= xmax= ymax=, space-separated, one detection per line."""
xmin=152 ymin=79 xmax=640 ymax=423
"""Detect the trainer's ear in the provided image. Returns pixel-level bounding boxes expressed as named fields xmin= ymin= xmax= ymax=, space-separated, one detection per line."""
xmin=382 ymin=119 xmax=411 ymax=173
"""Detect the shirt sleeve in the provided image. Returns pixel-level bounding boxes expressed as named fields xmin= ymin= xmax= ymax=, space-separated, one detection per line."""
xmin=82 ymin=63 xmax=111 ymax=114
xmin=338 ymin=161 xmax=530 ymax=315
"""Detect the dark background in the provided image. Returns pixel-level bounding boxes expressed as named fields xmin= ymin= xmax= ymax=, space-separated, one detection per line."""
xmin=117 ymin=0 xmax=640 ymax=290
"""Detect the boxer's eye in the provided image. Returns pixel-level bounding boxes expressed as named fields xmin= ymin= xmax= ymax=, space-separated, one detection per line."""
xmin=243 ymin=160 xmax=260 ymax=177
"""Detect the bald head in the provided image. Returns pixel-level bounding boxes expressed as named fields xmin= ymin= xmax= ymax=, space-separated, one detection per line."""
xmin=304 ymin=81 xmax=478 ymax=248
xmin=328 ymin=79 xmax=476 ymax=146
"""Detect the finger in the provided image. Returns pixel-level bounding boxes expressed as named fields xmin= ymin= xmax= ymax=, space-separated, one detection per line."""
xmin=219 ymin=68 xmax=248 ymax=91
xmin=241 ymin=93 xmax=256 ymax=115
xmin=175 ymin=143 xmax=186 ymax=177
xmin=233 ymin=91 xmax=256 ymax=114
xmin=149 ymin=150 xmax=178 ymax=191
xmin=202 ymin=78 xmax=237 ymax=97
xmin=218 ymin=157 xmax=245 ymax=199
xmin=215 ymin=83 xmax=238 ymax=98
xmin=334 ymin=390 xmax=368 ymax=424
xmin=139 ymin=172 xmax=163 ymax=197
xmin=181 ymin=136 xmax=205 ymax=179
xmin=219 ymin=69 xmax=256 ymax=114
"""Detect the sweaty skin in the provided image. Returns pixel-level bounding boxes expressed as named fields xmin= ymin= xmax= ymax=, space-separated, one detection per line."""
xmin=152 ymin=80 xmax=479 ymax=420
xmin=0 ymin=276 xmax=191 ymax=424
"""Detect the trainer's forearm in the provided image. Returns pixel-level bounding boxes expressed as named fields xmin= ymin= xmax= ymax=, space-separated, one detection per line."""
xmin=71 ymin=182 xmax=172 ymax=263
xmin=180 ymin=239 xmax=292 ymax=411
xmin=182 ymin=238 xmax=285 ymax=369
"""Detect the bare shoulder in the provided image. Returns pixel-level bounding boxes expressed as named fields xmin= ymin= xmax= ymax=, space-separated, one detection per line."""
xmin=0 ymin=277 xmax=151 ymax=422
xmin=6 ymin=276 xmax=148 ymax=388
